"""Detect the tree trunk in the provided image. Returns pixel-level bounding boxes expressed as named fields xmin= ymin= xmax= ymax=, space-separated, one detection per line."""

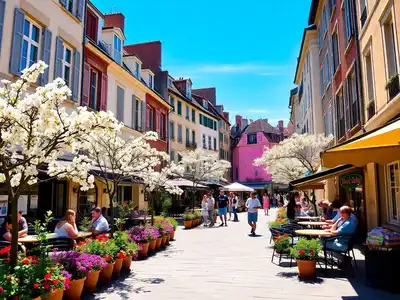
xmin=109 ymin=190 xmax=115 ymax=236
xmin=10 ymin=194 xmax=19 ymax=267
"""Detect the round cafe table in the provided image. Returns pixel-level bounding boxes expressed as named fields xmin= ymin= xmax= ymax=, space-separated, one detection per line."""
xmin=298 ymin=221 xmax=328 ymax=226
xmin=18 ymin=232 xmax=92 ymax=244
xmin=296 ymin=216 xmax=320 ymax=220
xmin=295 ymin=229 xmax=333 ymax=237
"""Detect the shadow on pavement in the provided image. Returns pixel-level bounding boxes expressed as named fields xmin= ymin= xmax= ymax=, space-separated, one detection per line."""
xmin=247 ymin=234 xmax=263 ymax=237
xmin=276 ymin=272 xmax=324 ymax=284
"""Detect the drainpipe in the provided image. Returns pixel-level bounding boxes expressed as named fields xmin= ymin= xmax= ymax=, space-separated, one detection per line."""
xmin=80 ymin=0 xmax=88 ymax=106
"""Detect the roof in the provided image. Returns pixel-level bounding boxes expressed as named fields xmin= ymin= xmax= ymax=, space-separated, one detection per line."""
xmin=102 ymin=27 xmax=126 ymax=40
xmin=244 ymin=119 xmax=281 ymax=135
xmin=293 ymin=25 xmax=316 ymax=83
xmin=289 ymin=87 xmax=298 ymax=108
xmin=308 ymin=0 xmax=320 ymax=25
xmin=87 ymin=1 xmax=105 ymax=18
xmin=191 ymin=93 xmax=220 ymax=119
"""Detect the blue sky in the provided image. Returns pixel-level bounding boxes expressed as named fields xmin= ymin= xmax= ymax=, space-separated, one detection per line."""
xmin=92 ymin=0 xmax=311 ymax=125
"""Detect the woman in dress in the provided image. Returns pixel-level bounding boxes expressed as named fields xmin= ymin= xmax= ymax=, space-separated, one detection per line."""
xmin=263 ymin=193 xmax=270 ymax=216
xmin=54 ymin=209 xmax=79 ymax=239
xmin=201 ymin=195 xmax=210 ymax=227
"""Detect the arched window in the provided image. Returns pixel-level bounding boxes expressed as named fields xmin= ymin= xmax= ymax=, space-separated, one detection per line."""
xmin=78 ymin=184 xmax=98 ymax=218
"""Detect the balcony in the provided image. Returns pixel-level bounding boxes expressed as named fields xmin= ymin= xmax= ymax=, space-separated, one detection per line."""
xmin=367 ymin=101 xmax=375 ymax=121
xmin=387 ymin=74 xmax=400 ymax=101
xmin=185 ymin=141 xmax=197 ymax=149
xmin=360 ymin=7 xmax=367 ymax=28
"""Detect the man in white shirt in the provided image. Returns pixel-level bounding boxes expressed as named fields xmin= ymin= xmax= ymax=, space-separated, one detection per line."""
xmin=246 ymin=192 xmax=262 ymax=236
xmin=206 ymin=192 xmax=215 ymax=227
xmin=90 ymin=207 xmax=110 ymax=235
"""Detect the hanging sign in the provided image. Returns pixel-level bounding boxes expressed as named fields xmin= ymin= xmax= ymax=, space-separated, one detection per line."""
xmin=30 ymin=195 xmax=38 ymax=209
xmin=340 ymin=174 xmax=363 ymax=189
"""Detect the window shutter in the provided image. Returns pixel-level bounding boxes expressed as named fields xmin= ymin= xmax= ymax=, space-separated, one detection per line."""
xmin=59 ymin=0 xmax=67 ymax=7
xmin=76 ymin=0 xmax=84 ymax=21
xmin=0 ymin=0 xmax=6 ymax=55
xmin=72 ymin=49 xmax=80 ymax=102
xmin=156 ymin=110 xmax=161 ymax=134
xmin=131 ymin=95 xmax=135 ymax=128
xmin=117 ymin=87 xmax=124 ymax=122
xmin=9 ymin=8 xmax=25 ymax=76
xmin=54 ymin=37 xmax=63 ymax=79
xmin=82 ymin=63 xmax=90 ymax=106
xmin=146 ymin=106 xmax=150 ymax=129
xmin=39 ymin=28 xmax=52 ymax=85
xmin=141 ymin=101 xmax=146 ymax=131
xmin=100 ymin=73 xmax=108 ymax=111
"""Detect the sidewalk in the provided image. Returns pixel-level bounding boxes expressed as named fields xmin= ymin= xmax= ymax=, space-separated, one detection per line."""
xmin=85 ymin=209 xmax=396 ymax=300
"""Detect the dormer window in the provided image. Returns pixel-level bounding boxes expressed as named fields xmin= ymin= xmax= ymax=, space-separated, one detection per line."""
xmin=202 ymin=99 xmax=208 ymax=109
xmin=66 ymin=0 xmax=75 ymax=14
xmin=149 ymin=74 xmax=153 ymax=89
xmin=135 ymin=61 xmax=140 ymax=78
xmin=113 ymin=34 xmax=122 ymax=63
xmin=168 ymin=78 xmax=173 ymax=86
xmin=186 ymin=82 xmax=191 ymax=98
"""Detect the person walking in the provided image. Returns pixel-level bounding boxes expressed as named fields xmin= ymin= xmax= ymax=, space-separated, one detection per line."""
xmin=206 ymin=192 xmax=215 ymax=227
xmin=228 ymin=193 xmax=233 ymax=221
xmin=246 ymin=192 xmax=262 ymax=236
xmin=230 ymin=192 xmax=239 ymax=222
xmin=201 ymin=195 xmax=210 ymax=227
xmin=263 ymin=193 xmax=270 ymax=216
xmin=218 ymin=190 xmax=229 ymax=226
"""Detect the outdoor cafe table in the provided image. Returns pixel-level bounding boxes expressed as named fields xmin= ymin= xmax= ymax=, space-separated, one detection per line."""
xmin=295 ymin=229 xmax=333 ymax=237
xmin=296 ymin=216 xmax=321 ymax=220
xmin=18 ymin=232 xmax=92 ymax=243
xmin=297 ymin=221 xmax=328 ymax=227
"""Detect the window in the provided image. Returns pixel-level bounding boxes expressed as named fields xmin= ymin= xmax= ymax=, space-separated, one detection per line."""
xmin=202 ymin=134 xmax=206 ymax=149
xmin=213 ymin=137 xmax=217 ymax=150
xmin=169 ymin=122 xmax=175 ymax=139
xmin=364 ymin=48 xmax=375 ymax=119
xmin=386 ymin=161 xmax=400 ymax=225
xmin=383 ymin=12 xmax=399 ymax=79
xmin=135 ymin=99 xmax=140 ymax=130
xmin=178 ymin=125 xmax=182 ymax=142
xmin=328 ymin=104 xmax=334 ymax=136
xmin=148 ymin=106 xmax=154 ymax=131
xmin=185 ymin=128 xmax=189 ymax=143
xmin=202 ymin=99 xmax=208 ymax=109
xmin=200 ymin=114 xmax=203 ymax=125
xmin=320 ymin=66 xmax=325 ymax=96
xmin=360 ymin=0 xmax=367 ymax=27
xmin=66 ymin=0 xmax=75 ymax=14
xmin=177 ymin=101 xmax=182 ymax=115
xmin=113 ymin=35 xmax=122 ymax=63
xmin=86 ymin=9 xmax=98 ymax=42
xmin=325 ymin=54 xmax=331 ymax=86
xmin=336 ymin=88 xmax=345 ymax=138
xmin=169 ymin=95 xmax=175 ymax=112
xmin=213 ymin=121 xmax=217 ymax=130
xmin=20 ymin=19 xmax=41 ymax=71
xmin=343 ymin=0 xmax=353 ymax=43
xmin=178 ymin=154 xmax=182 ymax=162
xmin=185 ymin=105 xmax=190 ymax=120
xmin=116 ymin=86 xmax=124 ymax=122
xmin=186 ymin=82 xmax=191 ymax=98
xmin=208 ymin=136 xmax=212 ymax=149
xmin=61 ymin=44 xmax=73 ymax=88
xmin=170 ymin=150 xmax=175 ymax=162
xmin=89 ymin=70 xmax=98 ymax=110
xmin=192 ymin=109 xmax=196 ymax=123
xmin=149 ymin=74 xmax=153 ymax=89
xmin=160 ymin=114 xmax=165 ymax=140
xmin=318 ymin=26 xmax=322 ymax=49
xmin=78 ymin=186 xmax=97 ymax=217
xmin=192 ymin=130 xmax=196 ymax=143
xmin=347 ymin=71 xmax=359 ymax=128
xmin=322 ymin=7 xmax=328 ymax=35
xmin=168 ymin=78 xmax=173 ymax=86
xmin=332 ymin=31 xmax=340 ymax=72
xmin=307 ymin=86 xmax=311 ymax=107
xmin=323 ymin=113 xmax=328 ymax=137
xmin=248 ymin=134 xmax=257 ymax=144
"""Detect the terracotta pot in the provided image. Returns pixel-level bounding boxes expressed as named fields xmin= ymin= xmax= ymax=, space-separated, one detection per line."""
xmin=45 ymin=289 xmax=63 ymax=300
xmin=297 ymin=259 xmax=317 ymax=279
xmin=166 ymin=234 xmax=170 ymax=245
xmin=161 ymin=235 xmax=167 ymax=246
xmin=113 ymin=258 xmax=124 ymax=276
xmin=64 ymin=277 xmax=86 ymax=300
xmin=156 ymin=237 xmax=162 ymax=249
xmin=32 ymin=297 xmax=41 ymax=300
xmin=123 ymin=256 xmax=132 ymax=271
xmin=184 ymin=220 xmax=192 ymax=229
xmin=139 ymin=242 xmax=149 ymax=257
xmin=84 ymin=270 xmax=100 ymax=293
xmin=99 ymin=262 xmax=114 ymax=284
xmin=170 ymin=231 xmax=175 ymax=240
xmin=148 ymin=239 xmax=157 ymax=253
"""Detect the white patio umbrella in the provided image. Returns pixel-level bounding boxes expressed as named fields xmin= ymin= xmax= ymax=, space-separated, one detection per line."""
xmin=221 ymin=182 xmax=255 ymax=192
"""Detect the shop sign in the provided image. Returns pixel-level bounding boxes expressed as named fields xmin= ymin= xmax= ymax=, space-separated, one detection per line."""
xmin=340 ymin=174 xmax=363 ymax=189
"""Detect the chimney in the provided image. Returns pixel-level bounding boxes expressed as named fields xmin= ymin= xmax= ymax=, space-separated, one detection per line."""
xmin=242 ymin=118 xmax=248 ymax=130
xmin=235 ymin=115 xmax=242 ymax=128
xmin=124 ymin=41 xmax=162 ymax=73
xmin=278 ymin=120 xmax=284 ymax=133
xmin=192 ymin=87 xmax=216 ymax=105
xmin=104 ymin=13 xmax=125 ymax=33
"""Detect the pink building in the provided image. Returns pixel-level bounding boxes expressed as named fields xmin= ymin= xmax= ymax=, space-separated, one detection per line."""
xmin=232 ymin=116 xmax=291 ymax=190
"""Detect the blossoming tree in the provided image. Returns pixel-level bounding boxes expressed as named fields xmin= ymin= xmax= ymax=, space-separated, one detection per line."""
xmin=254 ymin=133 xmax=333 ymax=212
xmin=0 ymin=62 xmax=119 ymax=265
xmin=178 ymin=148 xmax=231 ymax=209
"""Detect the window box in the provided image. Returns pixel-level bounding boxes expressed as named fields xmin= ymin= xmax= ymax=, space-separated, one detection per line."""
xmin=386 ymin=74 xmax=400 ymax=101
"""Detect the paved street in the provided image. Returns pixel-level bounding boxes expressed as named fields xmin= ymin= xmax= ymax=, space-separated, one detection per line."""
xmin=86 ymin=209 xmax=396 ymax=300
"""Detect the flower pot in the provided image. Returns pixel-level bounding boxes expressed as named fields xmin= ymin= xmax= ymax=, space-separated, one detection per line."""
xmin=45 ymin=289 xmax=63 ymax=300
xmin=297 ymin=259 xmax=317 ymax=279
xmin=156 ymin=237 xmax=162 ymax=249
xmin=113 ymin=258 xmax=123 ymax=277
xmin=84 ymin=270 xmax=100 ymax=293
xmin=99 ymin=262 xmax=114 ymax=284
xmin=184 ymin=220 xmax=192 ymax=229
xmin=166 ymin=234 xmax=170 ymax=245
xmin=123 ymin=256 xmax=132 ymax=271
xmin=161 ymin=235 xmax=167 ymax=246
xmin=64 ymin=277 xmax=86 ymax=300
xmin=32 ymin=297 xmax=41 ymax=300
xmin=139 ymin=242 xmax=149 ymax=257
xmin=148 ymin=239 xmax=157 ymax=253
xmin=170 ymin=231 xmax=175 ymax=241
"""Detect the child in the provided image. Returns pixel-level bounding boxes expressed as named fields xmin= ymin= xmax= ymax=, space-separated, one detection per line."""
xmin=201 ymin=195 xmax=210 ymax=227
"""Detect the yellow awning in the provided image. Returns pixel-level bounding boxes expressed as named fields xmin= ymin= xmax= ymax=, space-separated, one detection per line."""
xmin=322 ymin=118 xmax=400 ymax=168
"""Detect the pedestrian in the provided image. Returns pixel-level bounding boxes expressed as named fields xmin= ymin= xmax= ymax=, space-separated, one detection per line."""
xmin=246 ymin=192 xmax=262 ymax=236
xmin=276 ymin=193 xmax=282 ymax=207
xmin=206 ymin=192 xmax=215 ymax=227
xmin=286 ymin=194 xmax=296 ymax=221
xmin=201 ymin=195 xmax=210 ymax=227
xmin=230 ymin=192 xmax=239 ymax=222
xmin=228 ymin=192 xmax=233 ymax=221
xmin=218 ymin=190 xmax=229 ymax=227
xmin=263 ymin=193 xmax=270 ymax=216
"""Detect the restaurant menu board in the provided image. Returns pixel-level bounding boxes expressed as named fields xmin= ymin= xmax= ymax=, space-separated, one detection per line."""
xmin=0 ymin=195 xmax=7 ymax=217
xmin=30 ymin=195 xmax=38 ymax=209
xmin=18 ymin=195 xmax=28 ymax=215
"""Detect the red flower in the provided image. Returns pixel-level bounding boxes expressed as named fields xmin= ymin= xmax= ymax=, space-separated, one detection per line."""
xmin=53 ymin=280 xmax=59 ymax=285
xmin=277 ymin=234 xmax=281 ymax=238
xmin=33 ymin=283 xmax=39 ymax=289
xmin=0 ymin=287 xmax=4 ymax=292
xmin=7 ymin=277 xmax=12 ymax=282
xmin=43 ymin=281 xmax=50 ymax=290
xmin=44 ymin=273 xmax=51 ymax=280
xmin=5 ymin=258 xmax=10 ymax=263
xmin=299 ymin=250 xmax=305 ymax=255
xmin=64 ymin=278 xmax=70 ymax=286
xmin=283 ymin=234 xmax=289 ymax=238
xmin=13 ymin=296 xmax=19 ymax=300
xmin=309 ymin=250 xmax=315 ymax=255
xmin=21 ymin=258 xmax=30 ymax=265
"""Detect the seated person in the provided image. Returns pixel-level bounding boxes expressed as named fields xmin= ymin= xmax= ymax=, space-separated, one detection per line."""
xmin=295 ymin=203 xmax=309 ymax=217
xmin=325 ymin=206 xmax=357 ymax=252
xmin=54 ymin=210 xmax=79 ymax=239
xmin=300 ymin=198 xmax=310 ymax=211
xmin=131 ymin=206 xmax=140 ymax=218
xmin=17 ymin=210 xmax=28 ymax=237
xmin=0 ymin=216 xmax=12 ymax=241
xmin=321 ymin=200 xmax=341 ymax=223
xmin=90 ymin=207 xmax=109 ymax=235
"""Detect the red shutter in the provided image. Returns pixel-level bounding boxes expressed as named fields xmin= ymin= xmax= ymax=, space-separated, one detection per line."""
xmin=100 ymin=72 xmax=108 ymax=111
xmin=82 ymin=63 xmax=90 ymax=106
xmin=156 ymin=110 xmax=161 ymax=134
xmin=146 ymin=106 xmax=150 ymax=130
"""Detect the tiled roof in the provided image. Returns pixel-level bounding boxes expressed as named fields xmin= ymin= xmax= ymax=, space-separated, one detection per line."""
xmin=244 ymin=119 xmax=281 ymax=135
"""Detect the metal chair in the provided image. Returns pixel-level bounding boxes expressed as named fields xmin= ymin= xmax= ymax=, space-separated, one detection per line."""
xmin=322 ymin=234 xmax=358 ymax=272
xmin=0 ymin=240 xmax=11 ymax=250
xmin=270 ymin=227 xmax=294 ymax=267
xmin=43 ymin=237 xmax=74 ymax=253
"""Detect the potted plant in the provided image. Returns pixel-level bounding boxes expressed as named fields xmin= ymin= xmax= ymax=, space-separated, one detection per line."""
xmin=145 ymin=226 xmax=159 ymax=253
xmin=153 ymin=223 xmax=164 ymax=249
xmin=112 ymin=231 xmax=133 ymax=276
xmin=166 ymin=217 xmax=178 ymax=240
xmin=161 ymin=220 xmax=173 ymax=245
xmin=42 ymin=265 xmax=71 ymax=300
xmin=273 ymin=233 xmax=291 ymax=253
xmin=195 ymin=210 xmax=202 ymax=226
xmin=122 ymin=242 xmax=138 ymax=271
xmin=128 ymin=226 xmax=150 ymax=258
xmin=290 ymin=238 xmax=322 ymax=279
xmin=183 ymin=212 xmax=194 ymax=229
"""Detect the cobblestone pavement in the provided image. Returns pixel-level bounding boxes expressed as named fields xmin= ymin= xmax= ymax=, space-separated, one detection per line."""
xmin=85 ymin=209 xmax=396 ymax=300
